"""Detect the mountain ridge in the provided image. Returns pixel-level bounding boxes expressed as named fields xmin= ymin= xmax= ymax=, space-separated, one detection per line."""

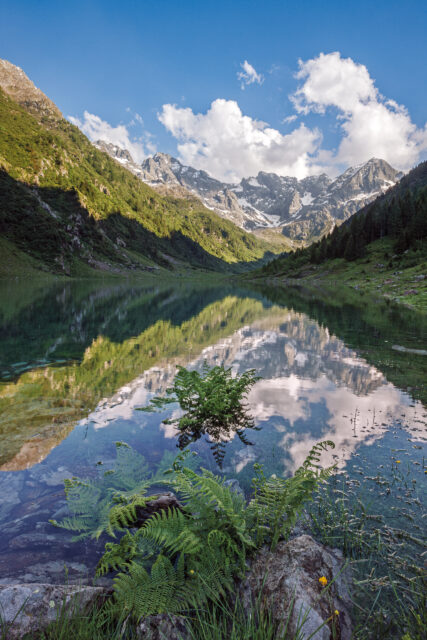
xmin=95 ymin=141 xmax=403 ymax=243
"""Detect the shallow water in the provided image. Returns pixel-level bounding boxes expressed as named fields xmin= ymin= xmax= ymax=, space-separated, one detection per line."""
xmin=0 ymin=278 xmax=426 ymax=584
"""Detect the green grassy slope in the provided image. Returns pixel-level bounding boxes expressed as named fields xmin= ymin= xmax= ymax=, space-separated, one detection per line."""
xmin=257 ymin=238 xmax=427 ymax=312
xmin=0 ymin=88 xmax=280 ymax=275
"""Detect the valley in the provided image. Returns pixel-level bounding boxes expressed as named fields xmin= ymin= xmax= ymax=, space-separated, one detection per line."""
xmin=0 ymin=42 xmax=426 ymax=640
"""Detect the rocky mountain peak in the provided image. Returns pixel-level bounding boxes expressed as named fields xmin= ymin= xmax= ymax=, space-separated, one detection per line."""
xmin=95 ymin=140 xmax=133 ymax=163
xmin=95 ymin=139 xmax=403 ymax=244
xmin=0 ymin=59 xmax=62 ymax=118
xmin=152 ymin=151 xmax=175 ymax=164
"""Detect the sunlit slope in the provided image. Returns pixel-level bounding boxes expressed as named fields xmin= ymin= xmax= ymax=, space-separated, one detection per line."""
xmin=0 ymin=88 xmax=280 ymax=274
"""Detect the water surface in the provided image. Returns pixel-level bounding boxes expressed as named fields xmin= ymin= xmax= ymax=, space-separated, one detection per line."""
xmin=0 ymin=278 xmax=426 ymax=584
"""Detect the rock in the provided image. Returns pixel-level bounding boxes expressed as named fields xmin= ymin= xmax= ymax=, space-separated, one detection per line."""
xmin=224 ymin=478 xmax=245 ymax=498
xmin=239 ymin=535 xmax=352 ymax=640
xmin=34 ymin=466 xmax=72 ymax=486
xmin=0 ymin=583 xmax=107 ymax=639
xmin=9 ymin=532 xmax=74 ymax=551
xmin=392 ymin=345 xmax=427 ymax=356
xmin=403 ymin=289 xmax=418 ymax=296
xmin=132 ymin=493 xmax=183 ymax=527
xmin=135 ymin=614 xmax=190 ymax=639
xmin=0 ymin=473 xmax=24 ymax=522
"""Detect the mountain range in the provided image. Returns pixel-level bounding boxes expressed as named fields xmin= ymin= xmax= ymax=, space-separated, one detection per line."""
xmin=0 ymin=58 xmax=410 ymax=276
xmin=95 ymin=141 xmax=403 ymax=243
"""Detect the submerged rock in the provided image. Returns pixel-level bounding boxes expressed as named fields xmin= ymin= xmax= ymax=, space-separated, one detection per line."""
xmin=240 ymin=535 xmax=352 ymax=640
xmin=0 ymin=473 xmax=24 ymax=522
xmin=224 ymin=478 xmax=245 ymax=497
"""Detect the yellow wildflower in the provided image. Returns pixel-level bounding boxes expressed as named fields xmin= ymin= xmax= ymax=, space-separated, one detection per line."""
xmin=396 ymin=460 xmax=401 ymax=464
xmin=335 ymin=610 xmax=339 ymax=616
xmin=318 ymin=576 xmax=328 ymax=586
xmin=189 ymin=569 xmax=195 ymax=575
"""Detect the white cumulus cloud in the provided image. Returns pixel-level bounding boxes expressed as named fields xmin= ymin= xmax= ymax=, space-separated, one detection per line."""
xmin=158 ymin=99 xmax=321 ymax=182
xmin=68 ymin=111 xmax=153 ymax=162
xmin=291 ymin=51 xmax=427 ymax=169
xmin=237 ymin=60 xmax=264 ymax=89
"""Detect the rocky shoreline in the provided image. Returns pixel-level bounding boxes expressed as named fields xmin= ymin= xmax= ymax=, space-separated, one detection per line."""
xmin=0 ymin=535 xmax=352 ymax=640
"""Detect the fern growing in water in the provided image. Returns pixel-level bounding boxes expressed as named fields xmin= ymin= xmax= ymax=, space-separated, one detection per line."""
xmin=137 ymin=363 xmax=260 ymax=466
xmin=50 ymin=442 xmax=153 ymax=540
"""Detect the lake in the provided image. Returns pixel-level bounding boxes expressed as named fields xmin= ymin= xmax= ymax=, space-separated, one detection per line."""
xmin=0 ymin=277 xmax=426 ymax=585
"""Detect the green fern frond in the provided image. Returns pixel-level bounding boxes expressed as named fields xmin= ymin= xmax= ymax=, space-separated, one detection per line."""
xmin=138 ymin=507 xmax=203 ymax=556
xmin=112 ymin=554 xmax=190 ymax=618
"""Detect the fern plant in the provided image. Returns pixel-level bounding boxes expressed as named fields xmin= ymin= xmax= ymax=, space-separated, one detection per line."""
xmin=246 ymin=440 xmax=336 ymax=550
xmin=50 ymin=442 xmax=153 ymax=540
xmin=98 ymin=455 xmax=251 ymax=618
xmin=51 ymin=361 xmax=336 ymax=622
xmin=137 ymin=363 xmax=260 ymax=466
xmin=52 ymin=440 xmax=336 ymax=621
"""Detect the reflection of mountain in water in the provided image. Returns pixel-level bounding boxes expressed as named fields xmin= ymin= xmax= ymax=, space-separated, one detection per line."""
xmin=82 ymin=308 xmax=421 ymax=476
xmin=1 ymin=279 xmax=424 ymax=473
xmin=127 ymin=312 xmax=383 ymax=400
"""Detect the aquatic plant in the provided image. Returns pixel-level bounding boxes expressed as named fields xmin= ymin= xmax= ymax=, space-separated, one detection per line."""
xmin=305 ymin=438 xmax=427 ymax=640
xmin=137 ymin=363 xmax=261 ymax=466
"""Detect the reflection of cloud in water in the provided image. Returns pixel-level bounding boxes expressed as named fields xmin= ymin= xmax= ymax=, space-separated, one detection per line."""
xmin=249 ymin=375 xmax=421 ymax=472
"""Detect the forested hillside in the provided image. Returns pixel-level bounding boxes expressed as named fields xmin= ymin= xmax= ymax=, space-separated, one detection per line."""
xmin=260 ymin=162 xmax=427 ymax=276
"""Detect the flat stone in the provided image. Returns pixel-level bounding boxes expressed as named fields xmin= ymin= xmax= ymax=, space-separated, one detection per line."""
xmin=0 ymin=473 xmax=24 ymax=521
xmin=36 ymin=466 xmax=72 ymax=486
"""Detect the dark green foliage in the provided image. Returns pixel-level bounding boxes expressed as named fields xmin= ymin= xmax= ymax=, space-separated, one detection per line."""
xmin=54 ymin=441 xmax=335 ymax=621
xmin=138 ymin=364 xmax=261 ymax=466
xmin=247 ymin=440 xmax=335 ymax=549
xmin=52 ymin=363 xmax=335 ymax=621
xmin=49 ymin=442 xmax=152 ymax=540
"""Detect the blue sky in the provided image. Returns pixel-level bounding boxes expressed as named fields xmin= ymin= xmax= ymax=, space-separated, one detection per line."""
xmin=1 ymin=0 xmax=426 ymax=181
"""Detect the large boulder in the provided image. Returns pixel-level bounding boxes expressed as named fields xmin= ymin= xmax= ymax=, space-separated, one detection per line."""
xmin=0 ymin=583 xmax=106 ymax=639
xmin=240 ymin=535 xmax=352 ymax=640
